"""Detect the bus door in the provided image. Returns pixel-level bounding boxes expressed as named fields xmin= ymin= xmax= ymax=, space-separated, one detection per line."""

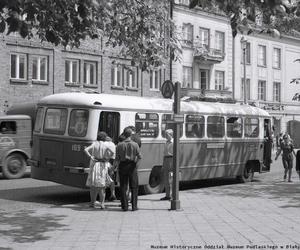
xmin=98 ymin=111 xmax=120 ymax=144
xmin=262 ymin=118 xmax=272 ymax=172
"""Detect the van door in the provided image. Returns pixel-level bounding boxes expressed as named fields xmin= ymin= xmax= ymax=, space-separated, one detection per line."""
xmin=98 ymin=112 xmax=120 ymax=144
xmin=263 ymin=118 xmax=272 ymax=172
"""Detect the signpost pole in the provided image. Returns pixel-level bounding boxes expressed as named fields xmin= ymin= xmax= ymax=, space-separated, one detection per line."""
xmin=171 ymin=81 xmax=181 ymax=210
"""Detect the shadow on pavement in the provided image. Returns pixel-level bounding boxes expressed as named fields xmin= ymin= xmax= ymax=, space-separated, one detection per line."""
xmin=185 ymin=178 xmax=300 ymax=208
xmin=0 ymin=210 xmax=67 ymax=243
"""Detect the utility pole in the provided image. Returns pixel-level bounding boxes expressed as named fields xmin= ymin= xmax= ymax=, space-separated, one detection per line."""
xmin=241 ymin=36 xmax=247 ymax=104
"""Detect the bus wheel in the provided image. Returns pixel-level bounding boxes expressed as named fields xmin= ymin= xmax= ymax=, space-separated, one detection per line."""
xmin=2 ymin=153 xmax=27 ymax=179
xmin=141 ymin=166 xmax=164 ymax=194
xmin=237 ymin=164 xmax=254 ymax=183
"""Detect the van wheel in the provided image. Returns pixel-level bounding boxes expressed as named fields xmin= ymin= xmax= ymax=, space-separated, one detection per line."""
xmin=237 ymin=164 xmax=254 ymax=183
xmin=2 ymin=153 xmax=27 ymax=179
xmin=141 ymin=166 xmax=164 ymax=194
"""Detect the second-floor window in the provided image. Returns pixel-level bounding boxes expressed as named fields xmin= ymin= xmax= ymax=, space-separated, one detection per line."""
xmin=215 ymin=71 xmax=224 ymax=90
xmin=111 ymin=64 xmax=123 ymax=87
xmin=273 ymin=48 xmax=281 ymax=69
xmin=241 ymin=42 xmax=251 ymax=64
xmin=84 ymin=61 xmax=97 ymax=85
xmin=32 ymin=56 xmax=47 ymax=81
xmin=182 ymin=66 xmax=192 ymax=88
xmin=258 ymin=45 xmax=267 ymax=67
xmin=65 ymin=59 xmax=79 ymax=84
xmin=198 ymin=28 xmax=209 ymax=48
xmin=215 ymin=31 xmax=224 ymax=54
xmin=258 ymin=80 xmax=266 ymax=101
xmin=273 ymin=82 xmax=281 ymax=102
xmin=182 ymin=23 xmax=193 ymax=46
xmin=125 ymin=67 xmax=138 ymax=88
xmin=11 ymin=53 xmax=27 ymax=80
xmin=150 ymin=69 xmax=161 ymax=90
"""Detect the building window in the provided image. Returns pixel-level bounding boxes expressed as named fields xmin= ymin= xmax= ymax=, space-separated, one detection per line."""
xmin=150 ymin=69 xmax=161 ymax=90
xmin=84 ymin=61 xmax=97 ymax=85
xmin=215 ymin=71 xmax=224 ymax=90
xmin=10 ymin=53 xmax=27 ymax=80
xmin=273 ymin=48 xmax=281 ymax=69
xmin=32 ymin=56 xmax=47 ymax=81
xmin=111 ymin=64 xmax=123 ymax=87
xmin=215 ymin=31 xmax=224 ymax=54
xmin=273 ymin=82 xmax=281 ymax=102
xmin=241 ymin=78 xmax=251 ymax=100
xmin=258 ymin=45 xmax=267 ymax=67
xmin=258 ymin=80 xmax=266 ymax=101
xmin=183 ymin=66 xmax=193 ymax=88
xmin=65 ymin=59 xmax=79 ymax=84
xmin=198 ymin=28 xmax=209 ymax=49
xmin=182 ymin=23 xmax=193 ymax=46
xmin=200 ymin=69 xmax=209 ymax=90
xmin=125 ymin=67 xmax=137 ymax=88
xmin=241 ymin=42 xmax=251 ymax=64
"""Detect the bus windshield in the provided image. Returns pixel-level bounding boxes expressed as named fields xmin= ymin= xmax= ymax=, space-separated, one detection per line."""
xmin=44 ymin=108 xmax=68 ymax=135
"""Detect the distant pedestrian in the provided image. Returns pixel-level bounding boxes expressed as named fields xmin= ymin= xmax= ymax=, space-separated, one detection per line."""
xmin=160 ymin=129 xmax=173 ymax=201
xmin=85 ymin=131 xmax=114 ymax=209
xmin=275 ymin=134 xmax=296 ymax=182
xmin=115 ymin=128 xmax=142 ymax=211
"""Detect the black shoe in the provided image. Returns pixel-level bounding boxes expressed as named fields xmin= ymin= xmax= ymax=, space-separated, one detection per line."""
xmin=108 ymin=196 xmax=116 ymax=201
xmin=160 ymin=196 xmax=171 ymax=201
xmin=123 ymin=208 xmax=128 ymax=211
xmin=132 ymin=207 xmax=138 ymax=211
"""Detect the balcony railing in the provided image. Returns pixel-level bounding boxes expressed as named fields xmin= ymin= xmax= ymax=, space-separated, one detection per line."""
xmin=192 ymin=41 xmax=225 ymax=64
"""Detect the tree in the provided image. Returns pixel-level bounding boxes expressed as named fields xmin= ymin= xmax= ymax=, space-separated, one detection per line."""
xmin=189 ymin=0 xmax=300 ymax=38
xmin=0 ymin=0 xmax=178 ymax=71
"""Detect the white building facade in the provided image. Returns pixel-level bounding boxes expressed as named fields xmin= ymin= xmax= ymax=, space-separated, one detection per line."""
xmin=174 ymin=1 xmax=300 ymax=146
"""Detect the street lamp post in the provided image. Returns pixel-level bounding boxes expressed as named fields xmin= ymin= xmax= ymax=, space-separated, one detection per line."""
xmin=241 ymin=36 xmax=247 ymax=104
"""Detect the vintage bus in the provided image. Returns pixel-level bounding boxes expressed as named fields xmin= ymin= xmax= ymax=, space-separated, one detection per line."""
xmin=28 ymin=92 xmax=272 ymax=194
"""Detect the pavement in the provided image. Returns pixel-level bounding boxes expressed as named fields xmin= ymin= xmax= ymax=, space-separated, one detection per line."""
xmin=1 ymin=157 xmax=300 ymax=250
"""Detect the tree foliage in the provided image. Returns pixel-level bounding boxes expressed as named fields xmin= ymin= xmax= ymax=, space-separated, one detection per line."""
xmin=0 ymin=0 xmax=177 ymax=71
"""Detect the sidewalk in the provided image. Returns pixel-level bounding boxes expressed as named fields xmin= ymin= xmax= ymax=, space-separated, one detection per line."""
xmin=1 ymin=163 xmax=300 ymax=250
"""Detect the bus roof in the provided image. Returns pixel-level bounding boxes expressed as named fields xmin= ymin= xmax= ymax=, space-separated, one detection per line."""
xmin=38 ymin=92 xmax=270 ymax=117
xmin=0 ymin=115 xmax=31 ymax=120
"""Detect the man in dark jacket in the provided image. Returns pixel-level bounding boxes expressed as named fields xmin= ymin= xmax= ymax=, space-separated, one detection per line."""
xmin=115 ymin=128 xmax=142 ymax=211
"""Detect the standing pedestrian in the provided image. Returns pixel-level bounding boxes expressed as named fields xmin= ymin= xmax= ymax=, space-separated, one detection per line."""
xmin=275 ymin=134 xmax=296 ymax=182
xmin=85 ymin=131 xmax=114 ymax=209
xmin=105 ymin=136 xmax=117 ymax=201
xmin=160 ymin=129 xmax=173 ymax=201
xmin=115 ymin=128 xmax=142 ymax=211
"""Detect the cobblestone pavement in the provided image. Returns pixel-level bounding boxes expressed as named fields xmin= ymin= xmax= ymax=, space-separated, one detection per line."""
xmin=0 ymin=159 xmax=300 ymax=250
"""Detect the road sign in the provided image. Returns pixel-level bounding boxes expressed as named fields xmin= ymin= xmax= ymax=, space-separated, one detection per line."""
xmin=161 ymin=80 xmax=174 ymax=99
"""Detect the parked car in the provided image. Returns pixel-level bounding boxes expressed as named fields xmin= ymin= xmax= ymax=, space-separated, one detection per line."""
xmin=0 ymin=115 xmax=31 ymax=179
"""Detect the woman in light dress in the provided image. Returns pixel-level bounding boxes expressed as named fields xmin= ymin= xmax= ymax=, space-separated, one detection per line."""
xmin=84 ymin=131 xmax=116 ymax=209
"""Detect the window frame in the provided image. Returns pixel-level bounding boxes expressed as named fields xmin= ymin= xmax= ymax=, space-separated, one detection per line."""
xmin=215 ymin=31 xmax=225 ymax=54
xmin=68 ymin=109 xmax=89 ymax=137
xmin=185 ymin=114 xmax=205 ymax=138
xmin=83 ymin=61 xmax=97 ymax=86
xmin=32 ymin=55 xmax=48 ymax=82
xmin=10 ymin=53 xmax=27 ymax=80
xmin=65 ymin=59 xmax=80 ymax=84
xmin=207 ymin=116 xmax=225 ymax=138
xmin=182 ymin=66 xmax=193 ymax=88
xmin=199 ymin=27 xmax=210 ymax=48
xmin=150 ymin=69 xmax=162 ymax=91
xmin=257 ymin=45 xmax=267 ymax=67
xmin=273 ymin=81 xmax=281 ymax=102
xmin=182 ymin=23 xmax=193 ymax=46
xmin=111 ymin=64 xmax=123 ymax=87
xmin=258 ymin=80 xmax=266 ymax=101
xmin=161 ymin=114 xmax=183 ymax=138
xmin=226 ymin=117 xmax=243 ymax=138
xmin=215 ymin=70 xmax=225 ymax=90
xmin=273 ymin=47 xmax=281 ymax=69
xmin=244 ymin=118 xmax=259 ymax=138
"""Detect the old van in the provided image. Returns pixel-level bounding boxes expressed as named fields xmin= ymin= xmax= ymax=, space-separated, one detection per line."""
xmin=0 ymin=115 xmax=31 ymax=179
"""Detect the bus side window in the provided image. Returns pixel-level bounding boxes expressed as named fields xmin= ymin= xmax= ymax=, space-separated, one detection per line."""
xmin=135 ymin=113 xmax=159 ymax=138
xmin=207 ymin=116 xmax=225 ymax=138
xmin=161 ymin=114 xmax=183 ymax=138
xmin=0 ymin=121 xmax=17 ymax=134
xmin=185 ymin=115 xmax=204 ymax=138
xmin=227 ymin=117 xmax=242 ymax=138
xmin=245 ymin=118 xmax=259 ymax=138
